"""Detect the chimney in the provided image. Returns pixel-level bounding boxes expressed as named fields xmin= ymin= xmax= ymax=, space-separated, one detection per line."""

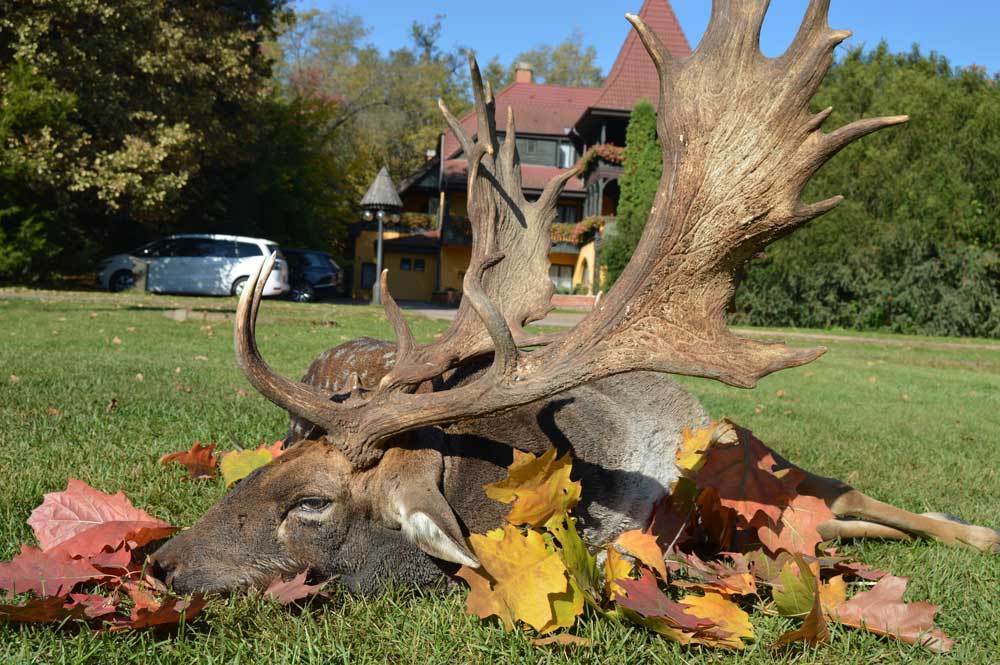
xmin=515 ymin=62 xmax=534 ymax=84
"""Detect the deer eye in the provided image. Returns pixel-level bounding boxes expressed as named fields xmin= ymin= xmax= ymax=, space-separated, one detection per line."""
xmin=294 ymin=497 xmax=331 ymax=513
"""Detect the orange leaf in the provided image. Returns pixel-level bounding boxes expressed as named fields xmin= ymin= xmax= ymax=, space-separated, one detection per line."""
xmin=159 ymin=442 xmax=218 ymax=480
xmin=755 ymin=494 xmax=836 ymax=556
xmin=614 ymin=530 xmax=667 ymax=580
xmin=603 ymin=546 xmax=632 ymax=599
xmin=680 ymin=592 xmax=755 ymax=649
xmin=774 ymin=580 xmax=830 ymax=648
xmin=695 ymin=426 xmax=805 ymax=524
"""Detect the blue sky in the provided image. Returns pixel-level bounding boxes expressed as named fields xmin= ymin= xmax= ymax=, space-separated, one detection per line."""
xmin=294 ymin=0 xmax=999 ymax=75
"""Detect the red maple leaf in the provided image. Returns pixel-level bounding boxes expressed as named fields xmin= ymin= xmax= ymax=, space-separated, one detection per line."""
xmin=755 ymin=494 xmax=836 ymax=556
xmin=27 ymin=479 xmax=176 ymax=557
xmin=695 ymin=427 xmax=805 ymax=524
xmin=615 ymin=569 xmax=710 ymax=632
xmin=264 ymin=571 xmax=326 ymax=605
xmin=830 ymin=575 xmax=953 ymax=654
xmin=0 ymin=546 xmax=111 ymax=597
xmin=159 ymin=442 xmax=218 ymax=480
xmin=111 ymin=582 xmax=207 ymax=631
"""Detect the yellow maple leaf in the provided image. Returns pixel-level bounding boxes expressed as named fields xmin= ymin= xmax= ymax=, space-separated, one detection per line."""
xmin=681 ymin=592 xmax=755 ymax=649
xmin=675 ymin=421 xmax=737 ymax=475
xmin=819 ymin=574 xmax=847 ymax=613
xmin=485 ymin=449 xmax=581 ymax=527
xmin=457 ymin=525 xmax=582 ymax=633
xmin=219 ymin=448 xmax=273 ymax=486
xmin=604 ymin=545 xmax=633 ymax=599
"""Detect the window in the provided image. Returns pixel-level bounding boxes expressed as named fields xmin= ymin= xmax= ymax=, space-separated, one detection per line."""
xmin=516 ymin=138 xmax=558 ymax=166
xmin=549 ymin=264 xmax=573 ymax=291
xmin=557 ymin=205 xmax=579 ymax=223
xmin=400 ymin=257 xmax=425 ymax=272
xmin=558 ymin=143 xmax=577 ymax=169
xmin=360 ymin=262 xmax=377 ymax=289
xmin=235 ymin=242 xmax=263 ymax=258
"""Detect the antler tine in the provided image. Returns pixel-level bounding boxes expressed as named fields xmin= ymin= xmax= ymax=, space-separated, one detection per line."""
xmin=625 ymin=13 xmax=671 ymax=71
xmin=234 ymin=254 xmax=349 ymax=432
xmin=438 ymin=98 xmax=475 ymax=162
xmin=379 ymin=270 xmax=415 ymax=362
xmin=467 ymin=53 xmax=498 ymax=154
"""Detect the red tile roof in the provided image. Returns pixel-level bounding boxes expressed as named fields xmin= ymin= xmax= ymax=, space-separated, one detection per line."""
xmin=443 ymin=159 xmax=585 ymax=193
xmin=593 ymin=0 xmax=692 ymax=111
xmin=442 ymin=83 xmax=602 ymax=158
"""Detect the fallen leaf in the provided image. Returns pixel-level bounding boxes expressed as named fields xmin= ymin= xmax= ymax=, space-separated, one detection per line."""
xmin=264 ymin=571 xmax=325 ymax=605
xmin=111 ymin=336 xmax=122 ymax=345
xmin=457 ymin=525 xmax=581 ymax=633
xmin=115 ymin=583 xmax=207 ymax=631
xmin=46 ymin=406 xmax=61 ymax=417
xmin=774 ymin=580 xmax=830 ymax=648
xmin=681 ymin=592 xmax=755 ymax=649
xmin=670 ymin=552 xmax=756 ymax=597
xmin=604 ymin=546 xmax=632 ymax=599
xmin=28 ymin=479 xmax=176 ymax=557
xmin=134 ymin=374 xmax=144 ymax=382
xmin=531 ymin=634 xmax=594 ymax=648
xmin=755 ymin=494 xmax=835 ymax=556
xmin=220 ymin=448 xmax=274 ymax=486
xmin=105 ymin=398 xmax=118 ymax=414
xmin=160 ymin=442 xmax=218 ymax=480
xmin=546 ymin=514 xmax=600 ymax=607
xmin=0 ymin=595 xmax=97 ymax=624
xmin=0 ymin=546 xmax=111 ymax=597
xmin=773 ymin=556 xmax=820 ymax=617
xmin=829 ymin=576 xmax=953 ymax=654
xmin=614 ymin=530 xmax=667 ymax=580
xmin=8 ymin=374 xmax=19 ymax=384
xmin=484 ymin=449 xmax=581 ymax=528
xmin=616 ymin=569 xmax=711 ymax=642
xmin=695 ymin=427 xmax=805 ymax=524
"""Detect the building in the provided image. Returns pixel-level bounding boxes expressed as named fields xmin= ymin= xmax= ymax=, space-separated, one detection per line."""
xmin=349 ymin=0 xmax=690 ymax=302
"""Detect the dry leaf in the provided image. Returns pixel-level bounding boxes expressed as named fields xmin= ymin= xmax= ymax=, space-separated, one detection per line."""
xmin=681 ymin=592 xmax=755 ymax=649
xmin=264 ymin=571 xmax=326 ymax=605
xmin=160 ymin=442 xmax=218 ymax=480
xmin=531 ymin=634 xmax=594 ymax=648
xmin=484 ymin=449 xmax=581 ymax=528
xmin=614 ymin=530 xmax=667 ymax=580
xmin=105 ymin=398 xmax=118 ymax=414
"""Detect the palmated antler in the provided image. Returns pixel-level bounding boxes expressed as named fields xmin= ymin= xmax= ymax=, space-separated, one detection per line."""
xmin=376 ymin=54 xmax=576 ymax=391
xmin=235 ymin=0 xmax=907 ymax=468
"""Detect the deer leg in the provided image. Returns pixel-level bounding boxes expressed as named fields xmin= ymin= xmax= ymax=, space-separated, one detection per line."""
xmin=817 ymin=518 xmax=913 ymax=542
xmin=797 ymin=471 xmax=1000 ymax=553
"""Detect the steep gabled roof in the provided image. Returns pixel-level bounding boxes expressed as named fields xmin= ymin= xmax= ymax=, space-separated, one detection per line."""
xmin=591 ymin=0 xmax=692 ymax=111
xmin=441 ymin=83 xmax=602 ymax=159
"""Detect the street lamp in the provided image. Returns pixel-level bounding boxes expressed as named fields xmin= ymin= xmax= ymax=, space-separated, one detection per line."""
xmin=360 ymin=167 xmax=403 ymax=305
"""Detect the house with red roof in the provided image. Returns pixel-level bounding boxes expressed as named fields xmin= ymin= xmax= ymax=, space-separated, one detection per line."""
xmin=349 ymin=0 xmax=690 ymax=303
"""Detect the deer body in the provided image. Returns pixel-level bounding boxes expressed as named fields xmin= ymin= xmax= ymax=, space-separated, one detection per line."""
xmin=150 ymin=1 xmax=999 ymax=597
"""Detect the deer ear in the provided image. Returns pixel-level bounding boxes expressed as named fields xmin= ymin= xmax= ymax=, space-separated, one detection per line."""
xmin=376 ymin=449 xmax=479 ymax=568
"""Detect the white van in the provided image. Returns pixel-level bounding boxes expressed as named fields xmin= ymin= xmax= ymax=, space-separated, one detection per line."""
xmin=97 ymin=234 xmax=289 ymax=297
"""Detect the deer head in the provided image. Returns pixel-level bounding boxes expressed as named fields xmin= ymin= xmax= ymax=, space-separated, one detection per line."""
xmin=150 ymin=0 xmax=906 ymax=593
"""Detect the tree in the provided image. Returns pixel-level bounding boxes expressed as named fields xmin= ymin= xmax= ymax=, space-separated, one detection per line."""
xmin=733 ymin=45 xmax=1000 ymax=338
xmin=0 ymin=0 xmax=289 ymax=280
xmin=274 ymin=11 xmax=471 ymax=188
xmin=486 ymin=31 xmax=604 ymax=89
xmin=600 ymin=101 xmax=661 ymax=286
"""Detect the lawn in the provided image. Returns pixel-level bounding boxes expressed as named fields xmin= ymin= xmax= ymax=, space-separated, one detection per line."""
xmin=1 ymin=289 xmax=998 ymax=664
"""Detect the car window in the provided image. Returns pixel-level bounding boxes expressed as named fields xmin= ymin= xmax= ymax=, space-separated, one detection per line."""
xmin=235 ymin=242 xmax=263 ymax=258
xmin=305 ymin=253 xmax=329 ymax=269
xmin=135 ymin=240 xmax=165 ymax=257
xmin=266 ymin=244 xmax=280 ymax=256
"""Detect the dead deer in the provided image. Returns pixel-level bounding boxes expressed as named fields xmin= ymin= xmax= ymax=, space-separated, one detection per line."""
xmin=150 ymin=0 xmax=999 ymax=594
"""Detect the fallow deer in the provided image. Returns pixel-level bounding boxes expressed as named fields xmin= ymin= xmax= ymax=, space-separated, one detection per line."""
xmin=150 ymin=0 xmax=999 ymax=594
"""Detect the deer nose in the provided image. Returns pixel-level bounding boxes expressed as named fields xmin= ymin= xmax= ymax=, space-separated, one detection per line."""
xmin=146 ymin=554 xmax=178 ymax=588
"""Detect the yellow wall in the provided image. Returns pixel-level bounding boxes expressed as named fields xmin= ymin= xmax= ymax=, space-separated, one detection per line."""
xmin=440 ymin=245 xmax=471 ymax=291
xmin=383 ymin=253 xmax=438 ymax=300
xmin=352 ymin=229 xmax=406 ymax=299
xmin=573 ymin=241 xmax=597 ymax=294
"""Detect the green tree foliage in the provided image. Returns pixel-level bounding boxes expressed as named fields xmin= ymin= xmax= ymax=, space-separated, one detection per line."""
xmin=485 ymin=31 xmax=604 ymax=89
xmin=600 ymin=100 xmax=661 ymax=286
xmin=0 ymin=0 xmax=290 ymax=280
xmin=733 ymin=45 xmax=1000 ymax=338
xmin=274 ymin=11 xmax=471 ymax=190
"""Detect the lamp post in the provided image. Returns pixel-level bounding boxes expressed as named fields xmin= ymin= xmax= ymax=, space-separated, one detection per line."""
xmin=360 ymin=167 xmax=403 ymax=306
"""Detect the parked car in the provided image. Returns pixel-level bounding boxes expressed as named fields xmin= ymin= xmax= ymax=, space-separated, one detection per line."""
xmin=281 ymin=248 xmax=343 ymax=302
xmin=96 ymin=234 xmax=289 ymax=297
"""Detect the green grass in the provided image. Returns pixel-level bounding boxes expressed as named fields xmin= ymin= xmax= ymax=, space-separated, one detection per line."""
xmin=0 ymin=289 xmax=998 ymax=664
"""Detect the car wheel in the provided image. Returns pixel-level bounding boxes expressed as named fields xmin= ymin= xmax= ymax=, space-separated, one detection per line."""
xmin=109 ymin=270 xmax=135 ymax=293
xmin=290 ymin=282 xmax=315 ymax=303
xmin=231 ymin=276 xmax=249 ymax=297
